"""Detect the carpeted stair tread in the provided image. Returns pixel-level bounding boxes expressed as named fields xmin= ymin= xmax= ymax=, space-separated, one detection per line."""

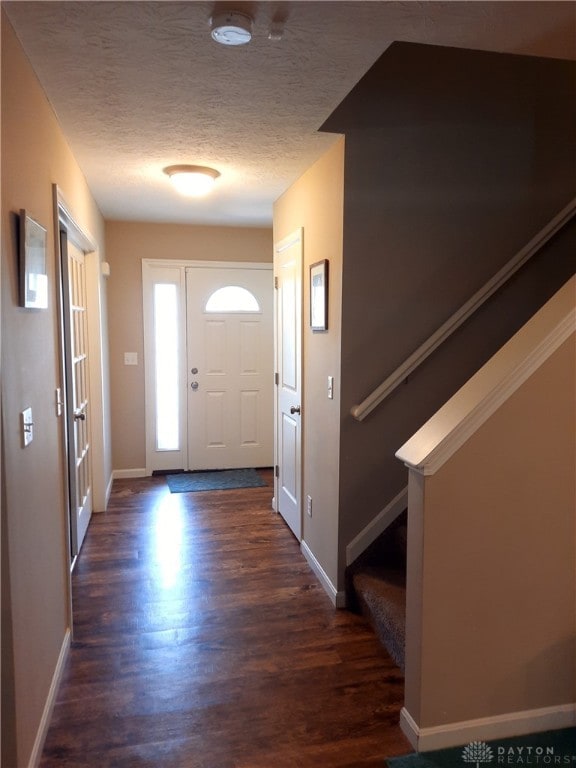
xmin=352 ymin=567 xmax=406 ymax=671
xmin=346 ymin=512 xmax=408 ymax=670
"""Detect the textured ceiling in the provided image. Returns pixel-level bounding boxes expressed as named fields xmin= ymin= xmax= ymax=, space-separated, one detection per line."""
xmin=4 ymin=1 xmax=576 ymax=226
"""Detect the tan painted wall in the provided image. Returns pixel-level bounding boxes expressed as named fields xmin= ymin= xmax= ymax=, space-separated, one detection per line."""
xmin=1 ymin=14 xmax=106 ymax=766
xmin=405 ymin=334 xmax=576 ymax=727
xmin=273 ymin=138 xmax=344 ymax=588
xmin=105 ymin=221 xmax=272 ymax=471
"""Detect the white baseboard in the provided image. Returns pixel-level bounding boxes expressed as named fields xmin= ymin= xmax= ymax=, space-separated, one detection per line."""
xmin=400 ymin=702 xmax=576 ymax=752
xmin=301 ymin=540 xmax=346 ymax=608
xmin=346 ymin=486 xmax=408 ymax=565
xmin=112 ymin=468 xmax=147 ymax=479
xmin=28 ymin=629 xmax=71 ymax=768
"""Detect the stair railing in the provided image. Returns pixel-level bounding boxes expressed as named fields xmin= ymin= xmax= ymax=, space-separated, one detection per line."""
xmin=351 ymin=197 xmax=576 ymax=422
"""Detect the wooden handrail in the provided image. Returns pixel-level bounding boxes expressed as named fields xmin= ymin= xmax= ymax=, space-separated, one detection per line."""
xmin=351 ymin=197 xmax=576 ymax=422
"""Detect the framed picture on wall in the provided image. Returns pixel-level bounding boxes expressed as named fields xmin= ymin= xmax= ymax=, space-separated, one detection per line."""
xmin=310 ymin=259 xmax=328 ymax=331
xmin=19 ymin=210 xmax=48 ymax=309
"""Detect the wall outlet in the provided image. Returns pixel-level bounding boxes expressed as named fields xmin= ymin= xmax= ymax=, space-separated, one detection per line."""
xmin=306 ymin=494 xmax=312 ymax=517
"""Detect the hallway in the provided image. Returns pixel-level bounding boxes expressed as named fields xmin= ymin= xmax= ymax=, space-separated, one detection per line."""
xmin=40 ymin=472 xmax=409 ymax=767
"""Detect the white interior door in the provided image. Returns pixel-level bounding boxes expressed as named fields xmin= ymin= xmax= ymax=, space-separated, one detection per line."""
xmin=61 ymin=233 xmax=92 ymax=556
xmin=274 ymin=230 xmax=302 ymax=540
xmin=186 ymin=265 xmax=273 ymax=470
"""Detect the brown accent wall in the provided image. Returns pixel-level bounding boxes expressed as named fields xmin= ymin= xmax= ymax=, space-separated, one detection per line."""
xmin=273 ymin=138 xmax=344 ymax=587
xmin=1 ymin=14 xmax=106 ymax=766
xmin=105 ymin=221 xmax=272 ymax=471
xmin=320 ymin=43 xmax=576 ymax=582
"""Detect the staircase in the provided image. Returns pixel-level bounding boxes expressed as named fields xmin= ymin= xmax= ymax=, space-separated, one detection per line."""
xmin=344 ymin=208 xmax=576 ymax=673
xmin=346 ymin=511 xmax=408 ymax=671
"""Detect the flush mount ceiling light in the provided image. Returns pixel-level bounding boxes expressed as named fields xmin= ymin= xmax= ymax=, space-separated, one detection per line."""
xmin=163 ymin=165 xmax=220 ymax=196
xmin=210 ymin=11 xmax=253 ymax=46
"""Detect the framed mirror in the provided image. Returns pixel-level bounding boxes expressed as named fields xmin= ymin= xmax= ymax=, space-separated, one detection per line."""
xmin=19 ymin=210 xmax=48 ymax=309
xmin=310 ymin=259 xmax=328 ymax=331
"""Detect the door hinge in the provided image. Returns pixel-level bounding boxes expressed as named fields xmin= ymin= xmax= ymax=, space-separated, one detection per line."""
xmin=274 ymin=276 xmax=279 ymax=289
xmin=274 ymin=372 xmax=279 ymax=385
xmin=275 ymin=464 xmax=279 ymax=478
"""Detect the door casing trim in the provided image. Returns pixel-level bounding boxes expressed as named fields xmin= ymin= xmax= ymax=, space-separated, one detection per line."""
xmin=52 ymin=185 xmax=98 ymax=634
xmin=142 ymin=258 xmax=273 ymax=475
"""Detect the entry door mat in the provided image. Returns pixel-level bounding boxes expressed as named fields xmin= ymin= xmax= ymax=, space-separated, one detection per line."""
xmin=166 ymin=468 xmax=267 ymax=493
xmin=386 ymin=727 xmax=576 ymax=768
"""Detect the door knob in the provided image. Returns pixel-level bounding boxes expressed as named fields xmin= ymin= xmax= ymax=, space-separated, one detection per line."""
xmin=191 ymin=381 xmax=199 ymax=391
xmin=74 ymin=412 xmax=86 ymax=421
xmin=290 ymin=405 xmax=301 ymax=415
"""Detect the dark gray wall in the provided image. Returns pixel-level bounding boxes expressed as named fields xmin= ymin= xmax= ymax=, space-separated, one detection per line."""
xmin=322 ymin=43 xmax=576 ymax=579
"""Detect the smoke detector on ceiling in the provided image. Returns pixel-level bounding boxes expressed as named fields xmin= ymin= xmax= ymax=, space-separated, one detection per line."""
xmin=210 ymin=11 xmax=253 ymax=46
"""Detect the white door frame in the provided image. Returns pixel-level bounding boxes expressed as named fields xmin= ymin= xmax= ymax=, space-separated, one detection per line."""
xmin=53 ymin=188 xmax=99 ymax=635
xmin=143 ymin=259 xmax=273 ymax=475
xmin=54 ymin=188 xmax=109 ymax=509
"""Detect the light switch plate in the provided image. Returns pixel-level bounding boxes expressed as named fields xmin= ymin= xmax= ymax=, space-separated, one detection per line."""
xmin=124 ymin=352 xmax=138 ymax=366
xmin=21 ymin=407 xmax=33 ymax=447
xmin=327 ymin=376 xmax=334 ymax=400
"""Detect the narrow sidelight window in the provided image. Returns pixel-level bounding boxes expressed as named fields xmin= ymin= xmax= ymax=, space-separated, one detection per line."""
xmin=154 ymin=283 xmax=179 ymax=451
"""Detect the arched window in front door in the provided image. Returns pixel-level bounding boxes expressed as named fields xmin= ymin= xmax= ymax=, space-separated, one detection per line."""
xmin=205 ymin=285 xmax=260 ymax=313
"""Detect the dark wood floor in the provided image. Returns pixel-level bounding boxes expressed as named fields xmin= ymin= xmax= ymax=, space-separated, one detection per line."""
xmin=40 ymin=471 xmax=410 ymax=767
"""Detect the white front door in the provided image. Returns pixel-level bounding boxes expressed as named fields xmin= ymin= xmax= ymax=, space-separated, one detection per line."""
xmin=274 ymin=230 xmax=302 ymax=540
xmin=186 ymin=265 xmax=273 ymax=470
xmin=61 ymin=233 xmax=92 ymax=555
